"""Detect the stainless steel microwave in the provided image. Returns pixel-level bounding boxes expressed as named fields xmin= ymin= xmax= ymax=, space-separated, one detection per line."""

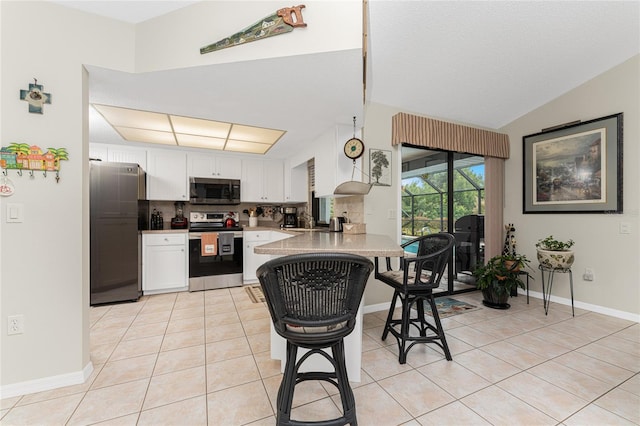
xmin=189 ymin=177 xmax=241 ymax=205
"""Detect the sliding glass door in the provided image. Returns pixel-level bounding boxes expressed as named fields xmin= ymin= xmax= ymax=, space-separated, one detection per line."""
xmin=401 ymin=145 xmax=485 ymax=295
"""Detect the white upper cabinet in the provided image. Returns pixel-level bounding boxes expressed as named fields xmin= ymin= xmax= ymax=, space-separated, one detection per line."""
xmin=89 ymin=144 xmax=147 ymax=170
xmin=147 ymin=149 xmax=188 ymax=201
xmin=284 ymin=160 xmax=308 ymax=203
xmin=187 ymin=153 xmax=242 ymax=179
xmin=241 ymin=158 xmax=284 ymax=203
xmin=313 ymin=125 xmax=364 ymax=197
xmin=89 ymin=143 xmax=108 ymax=161
xmin=107 ymin=147 xmax=148 ymax=170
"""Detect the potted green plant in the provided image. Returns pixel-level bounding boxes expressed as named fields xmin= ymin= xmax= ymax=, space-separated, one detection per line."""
xmin=535 ymin=235 xmax=575 ymax=270
xmin=473 ymin=255 xmax=528 ymax=309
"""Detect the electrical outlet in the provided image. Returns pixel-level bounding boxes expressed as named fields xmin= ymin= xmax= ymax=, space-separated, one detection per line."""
xmin=7 ymin=315 xmax=24 ymax=335
xmin=583 ymin=268 xmax=595 ymax=281
xmin=619 ymin=222 xmax=631 ymax=234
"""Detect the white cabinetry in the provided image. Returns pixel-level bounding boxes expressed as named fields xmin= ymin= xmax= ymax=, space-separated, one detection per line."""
xmin=243 ymin=231 xmax=271 ymax=284
xmin=187 ymin=153 xmax=241 ymax=179
xmin=89 ymin=144 xmax=147 ymax=170
xmin=89 ymin=143 xmax=108 ymax=161
xmin=108 ymin=147 xmax=148 ymax=170
xmin=284 ymin=160 xmax=308 ymax=203
xmin=241 ymin=159 xmax=284 ymax=203
xmin=147 ymin=149 xmax=188 ymax=201
xmin=243 ymin=231 xmax=292 ymax=283
xmin=142 ymin=233 xmax=188 ymax=294
xmin=313 ymin=125 xmax=363 ymax=198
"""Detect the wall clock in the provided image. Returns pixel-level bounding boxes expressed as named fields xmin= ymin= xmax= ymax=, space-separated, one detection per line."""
xmin=343 ymin=116 xmax=364 ymax=160
xmin=344 ymin=137 xmax=364 ymax=160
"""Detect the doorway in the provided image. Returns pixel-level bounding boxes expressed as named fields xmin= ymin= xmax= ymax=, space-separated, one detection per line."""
xmin=401 ymin=145 xmax=485 ymax=295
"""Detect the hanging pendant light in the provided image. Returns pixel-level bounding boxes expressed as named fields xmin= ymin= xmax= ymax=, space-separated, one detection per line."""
xmin=334 ymin=117 xmax=373 ymax=196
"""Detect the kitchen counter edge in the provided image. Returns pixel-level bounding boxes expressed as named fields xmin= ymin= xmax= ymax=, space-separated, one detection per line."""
xmin=141 ymin=229 xmax=189 ymax=234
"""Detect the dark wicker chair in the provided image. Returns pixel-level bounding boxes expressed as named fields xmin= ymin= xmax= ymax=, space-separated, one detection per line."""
xmin=374 ymin=233 xmax=455 ymax=364
xmin=257 ymin=253 xmax=373 ymax=426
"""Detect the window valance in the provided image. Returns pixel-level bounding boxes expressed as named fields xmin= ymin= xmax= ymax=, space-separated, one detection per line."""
xmin=392 ymin=112 xmax=510 ymax=159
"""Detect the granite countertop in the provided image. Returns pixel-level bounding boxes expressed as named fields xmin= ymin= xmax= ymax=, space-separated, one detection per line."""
xmin=254 ymin=232 xmax=403 ymax=257
xmin=140 ymin=229 xmax=189 ymax=234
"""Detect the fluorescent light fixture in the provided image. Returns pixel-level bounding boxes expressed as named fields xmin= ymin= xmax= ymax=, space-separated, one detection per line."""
xmin=93 ymin=104 xmax=171 ymax=132
xmin=225 ymin=140 xmax=271 ymax=154
xmin=116 ymin=128 xmax=176 ymax=145
xmin=92 ymin=104 xmax=285 ymax=154
xmin=176 ymin=134 xmax=226 ymax=150
xmin=170 ymin=115 xmax=231 ymax=138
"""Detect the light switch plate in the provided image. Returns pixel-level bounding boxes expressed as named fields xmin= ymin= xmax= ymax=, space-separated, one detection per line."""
xmin=6 ymin=203 xmax=23 ymax=223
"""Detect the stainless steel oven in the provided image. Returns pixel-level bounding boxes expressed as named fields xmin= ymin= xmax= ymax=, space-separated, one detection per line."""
xmin=188 ymin=211 xmax=243 ymax=291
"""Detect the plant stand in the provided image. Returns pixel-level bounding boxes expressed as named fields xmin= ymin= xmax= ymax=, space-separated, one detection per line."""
xmin=539 ymin=265 xmax=574 ymax=316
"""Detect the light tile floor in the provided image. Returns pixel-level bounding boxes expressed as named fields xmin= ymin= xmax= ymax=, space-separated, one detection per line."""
xmin=1 ymin=288 xmax=639 ymax=425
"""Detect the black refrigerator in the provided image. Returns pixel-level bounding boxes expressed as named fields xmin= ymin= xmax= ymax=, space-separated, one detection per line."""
xmin=90 ymin=161 xmax=147 ymax=305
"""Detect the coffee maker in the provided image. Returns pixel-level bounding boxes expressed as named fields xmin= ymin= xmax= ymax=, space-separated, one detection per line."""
xmin=282 ymin=207 xmax=298 ymax=228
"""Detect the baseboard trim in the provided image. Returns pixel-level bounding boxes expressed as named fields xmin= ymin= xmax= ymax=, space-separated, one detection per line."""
xmin=363 ymin=292 xmax=639 ymax=323
xmin=1 ymin=361 xmax=93 ymax=399
xmin=363 ymin=302 xmax=390 ymax=315
xmin=519 ymin=289 xmax=639 ymax=322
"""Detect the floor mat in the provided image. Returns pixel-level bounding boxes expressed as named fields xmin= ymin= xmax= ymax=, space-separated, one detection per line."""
xmin=245 ymin=285 xmax=265 ymax=303
xmin=425 ymin=297 xmax=479 ymax=318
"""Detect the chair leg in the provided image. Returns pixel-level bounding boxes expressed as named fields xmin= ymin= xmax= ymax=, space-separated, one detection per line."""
xmin=398 ymin=293 xmax=413 ymax=364
xmin=331 ymin=340 xmax=357 ymax=426
xmin=426 ymin=295 xmax=452 ymax=361
xmin=382 ymin=290 xmax=399 ymax=341
xmin=416 ymin=296 xmax=427 ymax=337
xmin=276 ymin=341 xmax=299 ymax=426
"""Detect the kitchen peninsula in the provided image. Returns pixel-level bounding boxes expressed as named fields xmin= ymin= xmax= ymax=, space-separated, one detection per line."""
xmin=254 ymin=231 xmax=403 ymax=258
xmin=255 ymin=231 xmax=403 ymax=381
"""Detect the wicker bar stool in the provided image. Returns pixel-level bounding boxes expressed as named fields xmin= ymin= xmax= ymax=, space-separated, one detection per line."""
xmin=375 ymin=233 xmax=455 ymax=364
xmin=257 ymin=253 xmax=373 ymax=426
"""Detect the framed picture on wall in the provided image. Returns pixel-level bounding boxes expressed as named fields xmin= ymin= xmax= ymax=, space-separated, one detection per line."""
xmin=369 ymin=149 xmax=391 ymax=186
xmin=522 ymin=113 xmax=623 ymax=214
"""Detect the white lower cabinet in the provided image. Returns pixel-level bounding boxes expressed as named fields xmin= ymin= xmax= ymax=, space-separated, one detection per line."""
xmin=143 ymin=233 xmax=188 ymax=294
xmin=243 ymin=231 xmax=271 ymax=284
xmin=243 ymin=231 xmax=292 ymax=284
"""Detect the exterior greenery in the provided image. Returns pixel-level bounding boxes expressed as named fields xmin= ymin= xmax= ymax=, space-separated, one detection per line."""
xmin=402 ymin=165 xmax=484 ymax=236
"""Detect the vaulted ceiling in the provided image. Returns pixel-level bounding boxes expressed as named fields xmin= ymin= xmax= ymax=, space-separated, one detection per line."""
xmin=53 ymin=1 xmax=640 ymax=158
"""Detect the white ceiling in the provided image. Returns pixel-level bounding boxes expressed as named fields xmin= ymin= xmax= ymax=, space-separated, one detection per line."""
xmin=54 ymin=1 xmax=640 ymax=158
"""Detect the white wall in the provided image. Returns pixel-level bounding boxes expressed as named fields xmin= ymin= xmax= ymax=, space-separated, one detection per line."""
xmin=0 ymin=1 xmax=135 ymax=393
xmin=362 ymin=102 xmax=402 ymax=306
xmin=135 ymin=0 xmax=362 ymax=72
xmin=501 ymin=55 xmax=639 ymax=319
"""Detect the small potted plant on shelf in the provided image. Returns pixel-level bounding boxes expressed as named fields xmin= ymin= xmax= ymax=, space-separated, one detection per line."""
xmin=473 ymin=255 xmax=529 ymax=309
xmin=535 ymin=235 xmax=575 ymax=270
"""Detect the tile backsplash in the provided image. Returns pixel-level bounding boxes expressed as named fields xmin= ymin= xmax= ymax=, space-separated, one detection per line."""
xmin=148 ymin=201 xmax=306 ymax=229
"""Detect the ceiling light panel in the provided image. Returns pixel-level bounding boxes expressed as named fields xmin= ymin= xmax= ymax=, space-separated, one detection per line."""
xmin=94 ymin=104 xmax=171 ymax=132
xmin=170 ymin=115 xmax=231 ymax=138
xmin=117 ymin=127 xmax=176 ymax=145
xmin=229 ymin=124 xmax=285 ymax=144
xmin=92 ymin=104 xmax=285 ymax=154
xmin=225 ymin=140 xmax=271 ymax=154
xmin=176 ymin=134 xmax=226 ymax=150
